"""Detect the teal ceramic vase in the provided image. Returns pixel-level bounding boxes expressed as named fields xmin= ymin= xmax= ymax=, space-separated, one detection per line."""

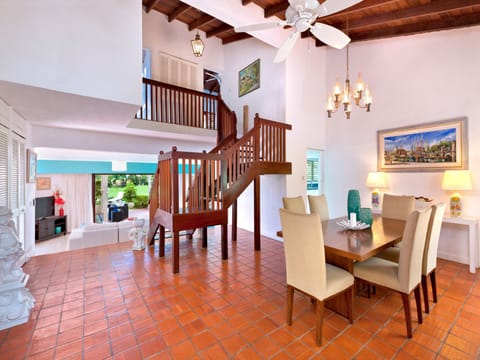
xmin=347 ymin=189 xmax=361 ymax=220
xmin=359 ymin=207 xmax=373 ymax=225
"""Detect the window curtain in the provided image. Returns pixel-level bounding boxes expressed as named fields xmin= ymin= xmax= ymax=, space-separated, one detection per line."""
xmin=57 ymin=174 xmax=92 ymax=231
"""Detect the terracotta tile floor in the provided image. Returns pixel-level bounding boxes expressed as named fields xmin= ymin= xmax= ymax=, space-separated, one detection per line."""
xmin=1 ymin=227 xmax=480 ymax=359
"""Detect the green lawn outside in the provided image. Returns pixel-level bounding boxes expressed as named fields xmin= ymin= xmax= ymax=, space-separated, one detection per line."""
xmin=108 ymin=185 xmax=149 ymax=199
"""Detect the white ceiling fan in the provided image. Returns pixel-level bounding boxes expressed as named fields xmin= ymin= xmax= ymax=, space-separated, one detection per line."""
xmin=234 ymin=0 xmax=362 ymax=62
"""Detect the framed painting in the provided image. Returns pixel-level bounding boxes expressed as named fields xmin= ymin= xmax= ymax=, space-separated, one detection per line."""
xmin=36 ymin=177 xmax=51 ymax=190
xmin=26 ymin=149 xmax=37 ymax=183
xmin=377 ymin=117 xmax=467 ymax=172
xmin=239 ymin=59 xmax=260 ymax=97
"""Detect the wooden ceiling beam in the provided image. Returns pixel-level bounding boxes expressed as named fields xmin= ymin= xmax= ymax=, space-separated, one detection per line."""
xmin=206 ymin=24 xmax=234 ymax=38
xmin=242 ymin=0 xmax=254 ymax=5
xmin=329 ymin=0 xmax=480 ymax=31
xmin=319 ymin=0 xmax=398 ymax=22
xmin=265 ymin=2 xmax=289 ymax=18
xmin=330 ymin=13 xmax=480 ymax=44
xmin=188 ymin=14 xmax=216 ymax=31
xmin=145 ymin=0 xmax=161 ymax=13
xmin=168 ymin=3 xmax=192 ymax=22
xmin=222 ymin=32 xmax=252 ymax=45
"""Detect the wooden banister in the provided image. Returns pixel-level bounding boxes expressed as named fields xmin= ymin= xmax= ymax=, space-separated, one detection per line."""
xmin=136 ymin=78 xmax=237 ymax=143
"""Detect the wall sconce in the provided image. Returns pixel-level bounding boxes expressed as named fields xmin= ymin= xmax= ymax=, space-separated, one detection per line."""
xmin=191 ymin=31 xmax=204 ymax=57
xmin=441 ymin=170 xmax=472 ymax=217
xmin=366 ymin=171 xmax=387 ymax=209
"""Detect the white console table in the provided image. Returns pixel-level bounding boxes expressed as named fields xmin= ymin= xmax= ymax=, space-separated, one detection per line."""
xmin=371 ymin=208 xmax=478 ymax=273
xmin=442 ymin=216 xmax=479 ymax=274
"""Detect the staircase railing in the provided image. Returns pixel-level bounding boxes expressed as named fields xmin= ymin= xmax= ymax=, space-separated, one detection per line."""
xmin=150 ymin=115 xmax=291 ymax=223
xmin=136 ymin=78 xmax=237 ymax=143
xmin=221 ymin=115 xmax=291 ymax=207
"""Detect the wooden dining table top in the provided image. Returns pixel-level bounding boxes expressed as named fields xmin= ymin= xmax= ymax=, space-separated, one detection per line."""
xmin=277 ymin=214 xmax=406 ymax=262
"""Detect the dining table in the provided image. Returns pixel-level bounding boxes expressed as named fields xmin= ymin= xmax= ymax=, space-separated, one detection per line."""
xmin=277 ymin=214 xmax=406 ymax=317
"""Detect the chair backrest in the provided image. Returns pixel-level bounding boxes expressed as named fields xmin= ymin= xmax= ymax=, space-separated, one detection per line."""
xmin=279 ymin=208 xmax=327 ymax=299
xmin=282 ymin=196 xmax=306 ymax=214
xmin=423 ymin=203 xmax=446 ymax=275
xmin=398 ymin=208 xmax=432 ymax=293
xmin=382 ymin=194 xmax=415 ymax=220
xmin=308 ymin=194 xmax=330 ymax=221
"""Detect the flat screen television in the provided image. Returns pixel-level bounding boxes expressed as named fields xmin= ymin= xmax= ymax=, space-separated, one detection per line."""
xmin=35 ymin=196 xmax=55 ymax=219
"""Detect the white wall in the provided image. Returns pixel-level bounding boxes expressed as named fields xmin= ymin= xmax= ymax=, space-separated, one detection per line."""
xmin=0 ymin=0 xmax=142 ymax=106
xmin=324 ymin=26 xmax=480 ymax=265
xmin=285 ymin=39 xmax=328 ymax=199
xmin=142 ymin=10 xmax=224 ymax=88
xmin=222 ymin=37 xmax=287 ymax=239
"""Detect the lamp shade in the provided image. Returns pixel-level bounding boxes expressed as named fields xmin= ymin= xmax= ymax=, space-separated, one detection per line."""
xmin=366 ymin=172 xmax=387 ymax=188
xmin=441 ymin=170 xmax=472 ymax=191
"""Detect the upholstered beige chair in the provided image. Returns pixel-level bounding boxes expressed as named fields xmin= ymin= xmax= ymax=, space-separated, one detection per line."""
xmin=308 ymin=194 xmax=330 ymax=221
xmin=382 ymin=194 xmax=416 ymax=220
xmin=354 ymin=208 xmax=431 ymax=338
xmin=279 ymin=208 xmax=354 ymax=345
xmin=375 ymin=203 xmax=445 ymax=313
xmin=282 ymin=196 xmax=306 ymax=214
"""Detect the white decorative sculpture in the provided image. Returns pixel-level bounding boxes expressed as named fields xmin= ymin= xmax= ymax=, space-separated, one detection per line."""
xmin=129 ymin=219 xmax=145 ymax=251
xmin=0 ymin=207 xmax=35 ymax=330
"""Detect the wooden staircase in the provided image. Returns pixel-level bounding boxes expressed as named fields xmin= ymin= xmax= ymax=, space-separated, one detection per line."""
xmin=140 ymin=78 xmax=291 ymax=273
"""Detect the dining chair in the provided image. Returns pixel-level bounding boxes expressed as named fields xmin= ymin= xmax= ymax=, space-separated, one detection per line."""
xmin=353 ymin=207 xmax=431 ymax=338
xmin=282 ymin=196 xmax=306 ymax=213
xmin=279 ymin=208 xmax=354 ymax=345
xmin=308 ymin=194 xmax=330 ymax=220
xmin=374 ymin=203 xmax=445 ymax=313
xmin=382 ymin=193 xmax=415 ymax=220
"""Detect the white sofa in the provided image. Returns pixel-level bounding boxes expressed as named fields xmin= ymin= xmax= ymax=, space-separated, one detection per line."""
xmin=68 ymin=221 xmax=136 ymax=250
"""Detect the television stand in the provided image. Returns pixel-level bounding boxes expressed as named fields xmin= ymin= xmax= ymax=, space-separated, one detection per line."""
xmin=35 ymin=215 xmax=67 ymax=242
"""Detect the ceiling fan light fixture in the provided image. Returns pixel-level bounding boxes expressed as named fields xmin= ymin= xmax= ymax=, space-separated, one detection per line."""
xmin=191 ymin=31 xmax=204 ymax=57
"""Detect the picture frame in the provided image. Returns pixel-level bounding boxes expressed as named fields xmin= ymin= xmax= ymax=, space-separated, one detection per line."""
xmin=238 ymin=59 xmax=260 ymax=97
xmin=36 ymin=177 xmax=51 ymax=190
xmin=26 ymin=149 xmax=37 ymax=183
xmin=377 ymin=117 xmax=467 ymax=172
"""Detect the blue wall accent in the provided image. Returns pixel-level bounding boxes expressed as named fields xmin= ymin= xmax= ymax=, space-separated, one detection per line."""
xmin=37 ymin=160 xmax=157 ymax=174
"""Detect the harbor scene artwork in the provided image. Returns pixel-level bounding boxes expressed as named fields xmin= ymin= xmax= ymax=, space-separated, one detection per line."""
xmin=378 ymin=118 xmax=467 ymax=172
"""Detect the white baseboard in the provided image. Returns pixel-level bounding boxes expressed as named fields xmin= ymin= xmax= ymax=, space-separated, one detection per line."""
xmin=437 ymin=251 xmax=468 ymax=265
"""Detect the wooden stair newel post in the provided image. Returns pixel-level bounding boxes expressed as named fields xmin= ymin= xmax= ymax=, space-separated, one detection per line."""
xmin=253 ymin=114 xmax=261 ymax=251
xmin=232 ymin=199 xmax=237 ymax=242
xmin=221 ymin=155 xmax=228 ymax=260
xmin=171 ymin=147 xmax=180 ymax=273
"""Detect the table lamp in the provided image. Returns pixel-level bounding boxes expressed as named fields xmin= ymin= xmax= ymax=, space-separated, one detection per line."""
xmin=441 ymin=170 xmax=472 ymax=217
xmin=366 ymin=172 xmax=387 ymax=209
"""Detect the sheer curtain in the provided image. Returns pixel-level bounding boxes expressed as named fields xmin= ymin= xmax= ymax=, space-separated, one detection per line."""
xmin=60 ymin=174 xmax=93 ymax=231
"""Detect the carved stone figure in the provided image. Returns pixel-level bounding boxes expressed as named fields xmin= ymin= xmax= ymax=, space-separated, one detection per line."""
xmin=0 ymin=206 xmax=35 ymax=330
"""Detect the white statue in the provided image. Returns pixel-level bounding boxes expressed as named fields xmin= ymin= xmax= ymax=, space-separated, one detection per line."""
xmin=0 ymin=207 xmax=24 ymax=283
xmin=129 ymin=219 xmax=145 ymax=251
xmin=0 ymin=206 xmax=35 ymax=330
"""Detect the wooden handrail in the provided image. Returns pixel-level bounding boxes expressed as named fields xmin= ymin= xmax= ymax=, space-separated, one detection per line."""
xmin=149 ymin=114 xmax=292 ymax=230
xmin=136 ymin=78 xmax=237 ymax=142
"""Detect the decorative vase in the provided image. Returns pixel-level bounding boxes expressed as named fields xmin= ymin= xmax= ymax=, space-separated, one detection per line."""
xmin=59 ymin=206 xmax=64 ymax=217
xmin=359 ymin=207 xmax=373 ymax=225
xmin=347 ymin=189 xmax=361 ymax=220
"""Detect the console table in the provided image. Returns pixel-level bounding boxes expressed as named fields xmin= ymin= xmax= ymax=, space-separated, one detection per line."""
xmin=372 ymin=208 xmax=478 ymax=273
xmin=442 ymin=216 xmax=479 ymax=274
xmin=35 ymin=216 xmax=68 ymax=242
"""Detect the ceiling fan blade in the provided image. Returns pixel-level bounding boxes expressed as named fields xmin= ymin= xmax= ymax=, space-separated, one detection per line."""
xmin=316 ymin=0 xmax=363 ymax=17
xmin=310 ymin=23 xmax=351 ymax=49
xmin=235 ymin=22 xmax=284 ymax=33
xmin=274 ymin=32 xmax=300 ymax=63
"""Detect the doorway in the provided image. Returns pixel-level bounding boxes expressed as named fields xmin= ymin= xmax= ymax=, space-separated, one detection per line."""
xmin=306 ymin=149 xmax=324 ymax=195
xmin=93 ymin=174 xmax=153 ymax=224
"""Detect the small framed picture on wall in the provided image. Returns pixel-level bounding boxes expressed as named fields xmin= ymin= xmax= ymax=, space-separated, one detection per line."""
xmin=26 ymin=149 xmax=37 ymax=183
xmin=36 ymin=177 xmax=51 ymax=190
